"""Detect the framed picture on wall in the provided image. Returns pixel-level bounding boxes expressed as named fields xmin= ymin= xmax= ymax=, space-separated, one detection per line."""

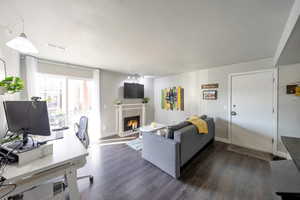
xmin=201 ymin=83 xmax=219 ymax=89
xmin=203 ymin=90 xmax=217 ymax=100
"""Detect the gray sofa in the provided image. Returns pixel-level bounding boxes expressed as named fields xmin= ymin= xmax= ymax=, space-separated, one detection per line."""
xmin=142 ymin=118 xmax=215 ymax=178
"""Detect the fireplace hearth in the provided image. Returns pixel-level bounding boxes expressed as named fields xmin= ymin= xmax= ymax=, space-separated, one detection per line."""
xmin=124 ymin=116 xmax=140 ymax=132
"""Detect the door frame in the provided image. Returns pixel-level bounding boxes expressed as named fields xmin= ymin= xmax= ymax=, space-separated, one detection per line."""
xmin=227 ymin=69 xmax=278 ymax=154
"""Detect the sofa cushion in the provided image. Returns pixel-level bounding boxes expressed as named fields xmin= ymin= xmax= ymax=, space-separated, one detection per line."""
xmin=200 ymin=115 xmax=207 ymax=120
xmin=166 ymin=121 xmax=191 ymax=139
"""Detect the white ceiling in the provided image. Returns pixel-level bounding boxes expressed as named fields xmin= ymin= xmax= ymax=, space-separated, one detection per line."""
xmin=278 ymin=16 xmax=300 ymax=65
xmin=0 ymin=0 xmax=294 ymax=76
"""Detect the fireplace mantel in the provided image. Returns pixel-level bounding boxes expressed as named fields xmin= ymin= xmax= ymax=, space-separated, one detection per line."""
xmin=115 ymin=103 xmax=146 ymax=137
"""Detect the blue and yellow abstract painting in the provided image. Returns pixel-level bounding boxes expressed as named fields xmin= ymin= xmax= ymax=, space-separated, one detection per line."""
xmin=161 ymin=87 xmax=184 ymax=111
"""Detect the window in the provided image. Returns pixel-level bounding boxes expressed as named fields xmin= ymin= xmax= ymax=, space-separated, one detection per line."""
xmin=36 ymin=73 xmax=100 ymax=143
xmin=36 ymin=75 xmax=67 ymax=128
xmin=22 ymin=57 xmax=101 ymax=143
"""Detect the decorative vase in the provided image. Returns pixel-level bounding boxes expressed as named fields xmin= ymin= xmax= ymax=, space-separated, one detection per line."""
xmin=0 ymin=86 xmax=7 ymax=95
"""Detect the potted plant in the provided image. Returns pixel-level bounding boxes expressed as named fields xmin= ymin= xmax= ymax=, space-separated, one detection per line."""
xmin=0 ymin=85 xmax=7 ymax=95
xmin=0 ymin=76 xmax=24 ymax=95
xmin=142 ymin=97 xmax=150 ymax=104
xmin=114 ymin=99 xmax=122 ymax=105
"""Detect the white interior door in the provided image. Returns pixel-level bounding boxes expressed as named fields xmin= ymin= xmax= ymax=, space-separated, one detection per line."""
xmin=230 ymin=70 xmax=274 ymax=153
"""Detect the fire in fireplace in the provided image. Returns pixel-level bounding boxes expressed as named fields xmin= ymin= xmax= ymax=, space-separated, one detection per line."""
xmin=124 ymin=116 xmax=140 ymax=131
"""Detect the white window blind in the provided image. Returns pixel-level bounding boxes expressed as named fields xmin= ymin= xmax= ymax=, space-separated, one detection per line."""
xmin=37 ymin=60 xmax=94 ymax=79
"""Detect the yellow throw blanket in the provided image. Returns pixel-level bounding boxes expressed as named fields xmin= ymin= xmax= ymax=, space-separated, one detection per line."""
xmin=186 ymin=116 xmax=208 ymax=134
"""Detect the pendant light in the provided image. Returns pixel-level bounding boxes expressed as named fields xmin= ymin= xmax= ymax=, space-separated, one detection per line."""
xmin=6 ymin=19 xmax=38 ymax=54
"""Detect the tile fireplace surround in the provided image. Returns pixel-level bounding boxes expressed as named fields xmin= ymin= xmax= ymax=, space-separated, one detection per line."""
xmin=115 ymin=103 xmax=146 ymax=137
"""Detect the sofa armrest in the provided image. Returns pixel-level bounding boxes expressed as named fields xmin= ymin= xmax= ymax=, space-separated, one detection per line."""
xmin=142 ymin=132 xmax=180 ymax=178
xmin=173 ymin=118 xmax=215 ymax=166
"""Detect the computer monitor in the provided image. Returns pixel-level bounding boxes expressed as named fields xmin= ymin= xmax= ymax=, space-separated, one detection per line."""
xmin=3 ymin=101 xmax=51 ymax=147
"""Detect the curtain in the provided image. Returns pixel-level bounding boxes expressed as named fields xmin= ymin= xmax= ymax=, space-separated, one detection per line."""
xmin=89 ymin=69 xmax=101 ymax=141
xmin=20 ymin=55 xmax=39 ymax=100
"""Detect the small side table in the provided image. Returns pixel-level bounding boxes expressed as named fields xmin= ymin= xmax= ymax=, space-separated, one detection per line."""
xmin=139 ymin=124 xmax=167 ymax=138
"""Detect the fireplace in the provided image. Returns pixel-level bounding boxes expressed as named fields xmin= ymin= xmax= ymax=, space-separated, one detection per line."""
xmin=116 ymin=103 xmax=145 ymax=137
xmin=124 ymin=116 xmax=140 ymax=132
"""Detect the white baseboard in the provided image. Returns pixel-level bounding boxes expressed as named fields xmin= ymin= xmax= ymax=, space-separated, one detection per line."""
xmin=274 ymin=150 xmax=290 ymax=159
xmin=215 ymin=137 xmax=230 ymax=144
xmin=214 ymin=137 xmax=291 ymax=159
xmin=100 ymin=132 xmax=117 ymax=139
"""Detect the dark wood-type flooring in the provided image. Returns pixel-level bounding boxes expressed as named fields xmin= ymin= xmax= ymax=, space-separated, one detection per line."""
xmin=77 ymin=141 xmax=278 ymax=200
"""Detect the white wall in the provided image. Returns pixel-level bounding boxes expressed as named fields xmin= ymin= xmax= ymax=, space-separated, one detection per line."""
xmin=154 ymin=72 xmax=199 ymax=125
xmin=278 ymin=62 xmax=300 ymax=152
xmin=154 ymin=58 xmax=274 ymax=139
xmin=0 ymin=27 xmax=20 ymax=136
xmin=100 ymin=70 xmax=154 ymax=138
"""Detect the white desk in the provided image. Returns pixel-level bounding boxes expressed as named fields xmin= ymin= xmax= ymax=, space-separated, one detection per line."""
xmin=0 ymin=132 xmax=88 ymax=200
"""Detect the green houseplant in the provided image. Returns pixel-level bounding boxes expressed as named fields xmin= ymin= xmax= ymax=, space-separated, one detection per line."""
xmin=0 ymin=76 xmax=24 ymax=94
xmin=142 ymin=97 xmax=150 ymax=104
xmin=114 ymin=99 xmax=122 ymax=105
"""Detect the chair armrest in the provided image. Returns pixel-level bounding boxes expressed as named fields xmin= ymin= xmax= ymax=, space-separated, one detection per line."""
xmin=142 ymin=133 xmax=180 ymax=178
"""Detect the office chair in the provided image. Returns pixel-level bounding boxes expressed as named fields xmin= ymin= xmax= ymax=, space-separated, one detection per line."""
xmin=74 ymin=116 xmax=94 ymax=184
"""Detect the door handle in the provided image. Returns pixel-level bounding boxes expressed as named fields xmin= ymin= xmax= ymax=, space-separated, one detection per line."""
xmin=231 ymin=111 xmax=237 ymax=116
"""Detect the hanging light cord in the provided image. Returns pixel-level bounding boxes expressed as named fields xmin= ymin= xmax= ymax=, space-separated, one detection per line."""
xmin=0 ymin=58 xmax=7 ymax=78
xmin=21 ymin=17 xmax=25 ymax=33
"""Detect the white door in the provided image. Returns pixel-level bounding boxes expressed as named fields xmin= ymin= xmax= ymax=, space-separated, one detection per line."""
xmin=230 ymin=70 xmax=275 ymax=153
